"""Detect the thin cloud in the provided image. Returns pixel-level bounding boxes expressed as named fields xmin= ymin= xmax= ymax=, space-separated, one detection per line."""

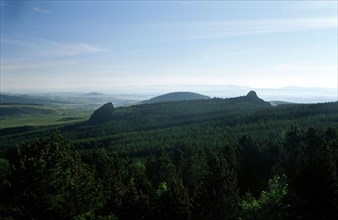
xmin=286 ymin=1 xmax=337 ymax=13
xmin=0 ymin=36 xmax=35 ymax=47
xmin=41 ymin=43 xmax=104 ymax=57
xmin=1 ymin=60 xmax=80 ymax=71
xmin=278 ymin=63 xmax=337 ymax=74
xmin=131 ymin=50 xmax=143 ymax=54
xmin=33 ymin=7 xmax=51 ymax=14
xmin=168 ymin=16 xmax=337 ymax=41
xmin=242 ymin=63 xmax=337 ymax=88
xmin=1 ymin=35 xmax=105 ymax=57
xmin=73 ymin=16 xmax=336 ymax=42
xmin=177 ymin=2 xmax=193 ymax=6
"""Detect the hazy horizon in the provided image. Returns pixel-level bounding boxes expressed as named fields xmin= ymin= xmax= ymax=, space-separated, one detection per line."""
xmin=1 ymin=1 xmax=337 ymax=92
xmin=1 ymin=84 xmax=337 ymax=104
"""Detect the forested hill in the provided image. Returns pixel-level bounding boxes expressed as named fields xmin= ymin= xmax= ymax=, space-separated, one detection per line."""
xmin=1 ymin=91 xmax=336 ymax=143
xmin=0 ymin=90 xmax=271 ymax=144
xmin=0 ymin=91 xmax=337 ymax=219
xmin=87 ymin=90 xmax=270 ymax=125
xmin=141 ymin=91 xmax=210 ymax=104
xmin=58 ymin=91 xmax=273 ymax=136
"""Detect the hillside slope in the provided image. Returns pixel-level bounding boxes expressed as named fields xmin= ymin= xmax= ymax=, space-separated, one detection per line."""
xmin=0 ymin=105 xmax=57 ymax=117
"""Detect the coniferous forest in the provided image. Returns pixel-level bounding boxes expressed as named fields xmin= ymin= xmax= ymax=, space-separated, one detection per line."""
xmin=0 ymin=93 xmax=337 ymax=219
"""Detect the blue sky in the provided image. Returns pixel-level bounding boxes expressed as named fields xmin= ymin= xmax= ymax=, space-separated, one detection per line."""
xmin=1 ymin=1 xmax=337 ymax=92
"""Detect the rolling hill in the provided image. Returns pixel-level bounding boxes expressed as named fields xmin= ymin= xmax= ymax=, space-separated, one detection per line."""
xmin=82 ymin=92 xmax=106 ymax=97
xmin=0 ymin=94 xmax=68 ymax=105
xmin=0 ymin=105 xmax=57 ymax=117
xmin=1 ymin=91 xmax=336 ymax=143
xmin=0 ymin=91 xmax=272 ymax=136
xmin=141 ymin=91 xmax=210 ymax=104
xmin=84 ymin=91 xmax=269 ymax=125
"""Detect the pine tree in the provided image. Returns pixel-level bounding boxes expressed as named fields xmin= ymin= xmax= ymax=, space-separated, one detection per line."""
xmin=7 ymin=132 xmax=103 ymax=219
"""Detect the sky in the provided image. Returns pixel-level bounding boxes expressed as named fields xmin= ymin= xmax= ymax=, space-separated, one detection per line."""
xmin=1 ymin=0 xmax=337 ymax=93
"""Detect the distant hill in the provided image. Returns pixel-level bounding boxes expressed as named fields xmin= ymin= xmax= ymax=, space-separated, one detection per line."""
xmin=82 ymin=92 xmax=106 ymax=97
xmin=0 ymin=105 xmax=57 ymax=117
xmin=0 ymin=94 xmax=68 ymax=105
xmin=142 ymin=92 xmax=210 ymax=104
xmin=1 ymin=94 xmax=45 ymax=105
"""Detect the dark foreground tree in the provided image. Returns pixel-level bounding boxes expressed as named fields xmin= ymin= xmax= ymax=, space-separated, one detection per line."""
xmin=2 ymin=132 xmax=103 ymax=219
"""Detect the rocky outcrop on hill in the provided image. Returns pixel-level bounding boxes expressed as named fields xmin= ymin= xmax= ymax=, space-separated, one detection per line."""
xmin=88 ymin=102 xmax=114 ymax=123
